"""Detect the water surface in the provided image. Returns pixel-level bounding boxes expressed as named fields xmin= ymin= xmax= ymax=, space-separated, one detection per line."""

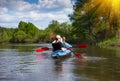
xmin=0 ymin=44 xmax=120 ymax=81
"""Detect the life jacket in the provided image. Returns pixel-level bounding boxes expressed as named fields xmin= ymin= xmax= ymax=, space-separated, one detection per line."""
xmin=52 ymin=42 xmax=64 ymax=51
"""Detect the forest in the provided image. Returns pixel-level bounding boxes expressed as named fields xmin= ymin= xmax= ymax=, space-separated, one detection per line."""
xmin=0 ymin=0 xmax=120 ymax=46
xmin=0 ymin=20 xmax=74 ymax=43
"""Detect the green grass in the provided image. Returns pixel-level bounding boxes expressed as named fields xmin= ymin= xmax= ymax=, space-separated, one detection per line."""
xmin=97 ymin=37 xmax=120 ymax=48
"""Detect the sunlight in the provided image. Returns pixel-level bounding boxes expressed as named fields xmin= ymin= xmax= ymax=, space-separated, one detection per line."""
xmin=112 ymin=0 xmax=120 ymax=9
xmin=87 ymin=0 xmax=120 ymax=21
xmin=107 ymin=0 xmax=120 ymax=13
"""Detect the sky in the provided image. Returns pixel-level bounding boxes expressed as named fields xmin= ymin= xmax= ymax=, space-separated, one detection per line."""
xmin=0 ymin=0 xmax=75 ymax=29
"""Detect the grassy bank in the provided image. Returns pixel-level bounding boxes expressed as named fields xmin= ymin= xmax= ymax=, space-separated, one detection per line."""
xmin=97 ymin=37 xmax=120 ymax=48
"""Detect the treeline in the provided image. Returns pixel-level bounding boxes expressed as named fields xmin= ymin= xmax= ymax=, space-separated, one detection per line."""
xmin=69 ymin=0 xmax=120 ymax=44
xmin=1 ymin=0 xmax=119 ymax=44
xmin=0 ymin=20 xmax=75 ymax=43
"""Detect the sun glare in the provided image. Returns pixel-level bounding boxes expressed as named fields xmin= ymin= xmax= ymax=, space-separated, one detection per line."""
xmin=87 ymin=0 xmax=120 ymax=22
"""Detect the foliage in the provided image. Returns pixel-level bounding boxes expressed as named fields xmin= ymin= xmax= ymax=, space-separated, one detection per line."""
xmin=69 ymin=0 xmax=97 ymax=43
xmin=0 ymin=27 xmax=14 ymax=43
xmin=18 ymin=21 xmax=40 ymax=43
xmin=0 ymin=20 xmax=74 ymax=43
xmin=45 ymin=20 xmax=73 ymax=43
xmin=69 ymin=0 xmax=120 ymax=44
xmin=97 ymin=37 xmax=120 ymax=48
xmin=0 ymin=30 xmax=9 ymax=43
xmin=1 ymin=0 xmax=120 ymax=45
xmin=12 ymin=29 xmax=26 ymax=43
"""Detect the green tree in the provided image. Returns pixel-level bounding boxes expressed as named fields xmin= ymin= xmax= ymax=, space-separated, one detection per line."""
xmin=0 ymin=30 xmax=9 ymax=43
xmin=69 ymin=0 xmax=119 ymax=43
xmin=18 ymin=21 xmax=27 ymax=30
xmin=45 ymin=20 xmax=73 ymax=42
xmin=26 ymin=22 xmax=40 ymax=37
xmin=13 ymin=29 xmax=26 ymax=43
xmin=46 ymin=20 xmax=60 ymax=34
xmin=69 ymin=0 xmax=98 ymax=42
xmin=6 ymin=28 xmax=15 ymax=41
xmin=18 ymin=21 xmax=40 ymax=43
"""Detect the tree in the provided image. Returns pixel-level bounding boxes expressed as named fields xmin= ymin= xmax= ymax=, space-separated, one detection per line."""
xmin=18 ymin=21 xmax=27 ymax=30
xmin=0 ymin=30 xmax=9 ymax=43
xmin=69 ymin=0 xmax=120 ymax=43
xmin=18 ymin=21 xmax=40 ymax=43
xmin=69 ymin=0 xmax=98 ymax=42
xmin=46 ymin=20 xmax=60 ymax=34
xmin=13 ymin=29 xmax=26 ymax=43
xmin=25 ymin=22 xmax=40 ymax=37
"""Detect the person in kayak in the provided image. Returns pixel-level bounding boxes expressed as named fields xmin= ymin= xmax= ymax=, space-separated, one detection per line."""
xmin=52 ymin=35 xmax=66 ymax=51
xmin=62 ymin=37 xmax=72 ymax=49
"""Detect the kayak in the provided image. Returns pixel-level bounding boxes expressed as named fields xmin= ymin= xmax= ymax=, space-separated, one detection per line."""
xmin=51 ymin=49 xmax=71 ymax=58
xmin=51 ymin=42 xmax=72 ymax=58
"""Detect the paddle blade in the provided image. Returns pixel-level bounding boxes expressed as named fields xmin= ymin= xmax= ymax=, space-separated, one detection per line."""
xmin=36 ymin=49 xmax=44 ymax=52
xmin=36 ymin=47 xmax=49 ymax=52
xmin=41 ymin=47 xmax=49 ymax=50
xmin=49 ymin=33 xmax=55 ymax=38
xmin=75 ymin=53 xmax=84 ymax=58
xmin=77 ymin=44 xmax=88 ymax=48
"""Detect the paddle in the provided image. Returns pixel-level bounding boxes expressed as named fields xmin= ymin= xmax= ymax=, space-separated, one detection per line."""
xmin=49 ymin=33 xmax=88 ymax=49
xmin=49 ymin=33 xmax=55 ymax=38
xmin=36 ymin=47 xmax=49 ymax=52
xmin=35 ymin=45 xmax=87 ymax=58
xmin=75 ymin=53 xmax=85 ymax=58
xmin=36 ymin=33 xmax=88 ymax=58
xmin=36 ymin=33 xmax=55 ymax=53
xmin=70 ymin=49 xmax=84 ymax=58
xmin=71 ymin=44 xmax=88 ymax=58
xmin=49 ymin=33 xmax=88 ymax=58
xmin=77 ymin=44 xmax=88 ymax=48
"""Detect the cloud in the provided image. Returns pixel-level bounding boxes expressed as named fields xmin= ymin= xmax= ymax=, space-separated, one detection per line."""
xmin=37 ymin=0 xmax=72 ymax=12
xmin=0 ymin=7 xmax=8 ymax=14
xmin=0 ymin=0 xmax=73 ymax=29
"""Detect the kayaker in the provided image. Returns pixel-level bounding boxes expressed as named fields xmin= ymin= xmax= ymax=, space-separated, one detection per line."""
xmin=52 ymin=35 xmax=66 ymax=51
xmin=62 ymin=37 xmax=72 ymax=49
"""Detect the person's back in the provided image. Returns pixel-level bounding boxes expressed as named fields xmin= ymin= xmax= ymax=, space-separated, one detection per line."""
xmin=52 ymin=35 xmax=68 ymax=51
xmin=52 ymin=42 xmax=63 ymax=51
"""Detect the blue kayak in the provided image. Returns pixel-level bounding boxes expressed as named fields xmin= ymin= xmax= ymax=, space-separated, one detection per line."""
xmin=51 ymin=49 xmax=71 ymax=58
xmin=51 ymin=42 xmax=72 ymax=58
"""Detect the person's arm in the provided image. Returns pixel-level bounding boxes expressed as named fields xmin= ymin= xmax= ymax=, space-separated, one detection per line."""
xmin=52 ymin=40 xmax=56 ymax=43
xmin=64 ymin=42 xmax=72 ymax=48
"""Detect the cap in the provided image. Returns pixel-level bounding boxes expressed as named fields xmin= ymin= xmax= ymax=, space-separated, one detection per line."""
xmin=56 ymin=35 xmax=61 ymax=39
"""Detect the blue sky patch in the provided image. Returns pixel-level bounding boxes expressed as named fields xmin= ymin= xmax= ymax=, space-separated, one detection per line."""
xmin=24 ymin=0 xmax=39 ymax=4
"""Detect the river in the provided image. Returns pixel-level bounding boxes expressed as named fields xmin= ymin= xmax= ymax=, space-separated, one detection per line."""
xmin=0 ymin=43 xmax=120 ymax=81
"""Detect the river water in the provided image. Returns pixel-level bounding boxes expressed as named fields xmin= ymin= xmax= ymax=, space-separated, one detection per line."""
xmin=0 ymin=44 xmax=120 ymax=81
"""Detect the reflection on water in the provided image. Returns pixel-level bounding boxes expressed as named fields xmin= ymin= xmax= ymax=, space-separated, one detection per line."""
xmin=0 ymin=44 xmax=120 ymax=81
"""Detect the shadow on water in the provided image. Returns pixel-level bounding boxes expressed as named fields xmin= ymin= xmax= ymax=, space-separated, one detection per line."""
xmin=0 ymin=44 xmax=120 ymax=81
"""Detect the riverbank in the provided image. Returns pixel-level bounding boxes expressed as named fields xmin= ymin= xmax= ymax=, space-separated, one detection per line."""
xmin=97 ymin=37 xmax=120 ymax=48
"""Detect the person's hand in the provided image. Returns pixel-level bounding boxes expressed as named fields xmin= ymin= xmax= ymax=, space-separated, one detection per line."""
xmin=61 ymin=47 xmax=66 ymax=51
